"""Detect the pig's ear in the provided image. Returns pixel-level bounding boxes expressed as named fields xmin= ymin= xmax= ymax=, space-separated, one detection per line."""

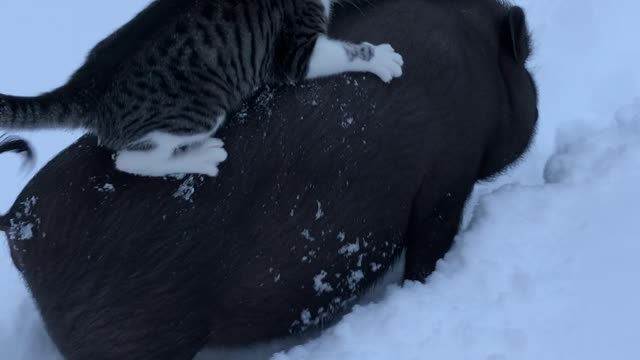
xmin=503 ymin=6 xmax=532 ymax=64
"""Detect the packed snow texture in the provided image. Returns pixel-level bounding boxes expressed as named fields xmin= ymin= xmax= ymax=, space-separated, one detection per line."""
xmin=2 ymin=0 xmax=640 ymax=359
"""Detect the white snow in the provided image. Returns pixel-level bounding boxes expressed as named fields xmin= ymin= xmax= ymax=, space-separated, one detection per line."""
xmin=313 ymin=271 xmax=334 ymax=294
xmin=346 ymin=270 xmax=365 ymax=291
xmin=301 ymin=229 xmax=316 ymax=242
xmin=338 ymin=241 xmax=360 ymax=256
xmin=174 ymin=176 xmax=198 ymax=202
xmin=2 ymin=0 xmax=640 ymax=359
xmin=95 ymin=183 xmax=116 ymax=193
xmin=315 ymin=201 xmax=324 ymax=220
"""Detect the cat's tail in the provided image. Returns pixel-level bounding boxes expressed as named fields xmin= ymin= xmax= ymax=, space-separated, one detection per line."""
xmin=0 ymin=135 xmax=35 ymax=236
xmin=0 ymin=88 xmax=90 ymax=130
xmin=0 ymin=133 xmax=35 ymax=170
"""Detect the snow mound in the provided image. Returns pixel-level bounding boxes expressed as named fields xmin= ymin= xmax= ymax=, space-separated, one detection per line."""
xmin=271 ymin=101 xmax=640 ymax=360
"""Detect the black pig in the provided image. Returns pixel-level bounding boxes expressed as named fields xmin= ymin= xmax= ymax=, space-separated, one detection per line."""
xmin=1 ymin=0 xmax=538 ymax=358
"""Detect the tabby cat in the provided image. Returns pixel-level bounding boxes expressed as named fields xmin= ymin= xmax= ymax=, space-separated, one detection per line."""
xmin=0 ymin=0 xmax=403 ymax=177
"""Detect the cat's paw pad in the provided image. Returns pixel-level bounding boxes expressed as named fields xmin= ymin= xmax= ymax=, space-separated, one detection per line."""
xmin=366 ymin=43 xmax=404 ymax=83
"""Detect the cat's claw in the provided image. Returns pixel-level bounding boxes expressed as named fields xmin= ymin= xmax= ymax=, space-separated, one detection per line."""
xmin=366 ymin=43 xmax=404 ymax=83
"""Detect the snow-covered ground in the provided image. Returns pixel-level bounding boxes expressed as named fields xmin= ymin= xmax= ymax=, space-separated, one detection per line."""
xmin=2 ymin=0 xmax=640 ymax=359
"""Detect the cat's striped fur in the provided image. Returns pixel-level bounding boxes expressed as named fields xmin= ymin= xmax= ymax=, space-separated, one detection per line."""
xmin=0 ymin=0 xmax=403 ymax=177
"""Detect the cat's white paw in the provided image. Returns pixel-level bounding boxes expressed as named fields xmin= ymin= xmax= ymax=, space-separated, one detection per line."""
xmin=366 ymin=43 xmax=404 ymax=83
xmin=115 ymin=137 xmax=228 ymax=177
xmin=176 ymin=138 xmax=228 ymax=177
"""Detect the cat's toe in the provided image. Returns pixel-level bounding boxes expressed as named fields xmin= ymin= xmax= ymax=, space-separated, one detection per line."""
xmin=376 ymin=69 xmax=394 ymax=83
xmin=376 ymin=43 xmax=395 ymax=52
xmin=207 ymin=147 xmax=228 ymax=163
xmin=199 ymin=149 xmax=227 ymax=176
xmin=203 ymin=137 xmax=224 ymax=148
xmin=194 ymin=146 xmax=228 ymax=164
xmin=199 ymin=164 xmax=220 ymax=177
xmin=370 ymin=44 xmax=404 ymax=82
xmin=186 ymin=155 xmax=225 ymax=177
xmin=391 ymin=52 xmax=404 ymax=66
xmin=390 ymin=61 xmax=403 ymax=78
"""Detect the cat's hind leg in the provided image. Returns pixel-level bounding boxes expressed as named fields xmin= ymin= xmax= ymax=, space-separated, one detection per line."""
xmin=115 ymin=131 xmax=228 ymax=177
xmin=306 ymin=36 xmax=404 ymax=83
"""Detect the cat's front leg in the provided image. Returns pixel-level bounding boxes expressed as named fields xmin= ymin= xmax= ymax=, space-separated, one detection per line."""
xmin=306 ymin=35 xmax=404 ymax=83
